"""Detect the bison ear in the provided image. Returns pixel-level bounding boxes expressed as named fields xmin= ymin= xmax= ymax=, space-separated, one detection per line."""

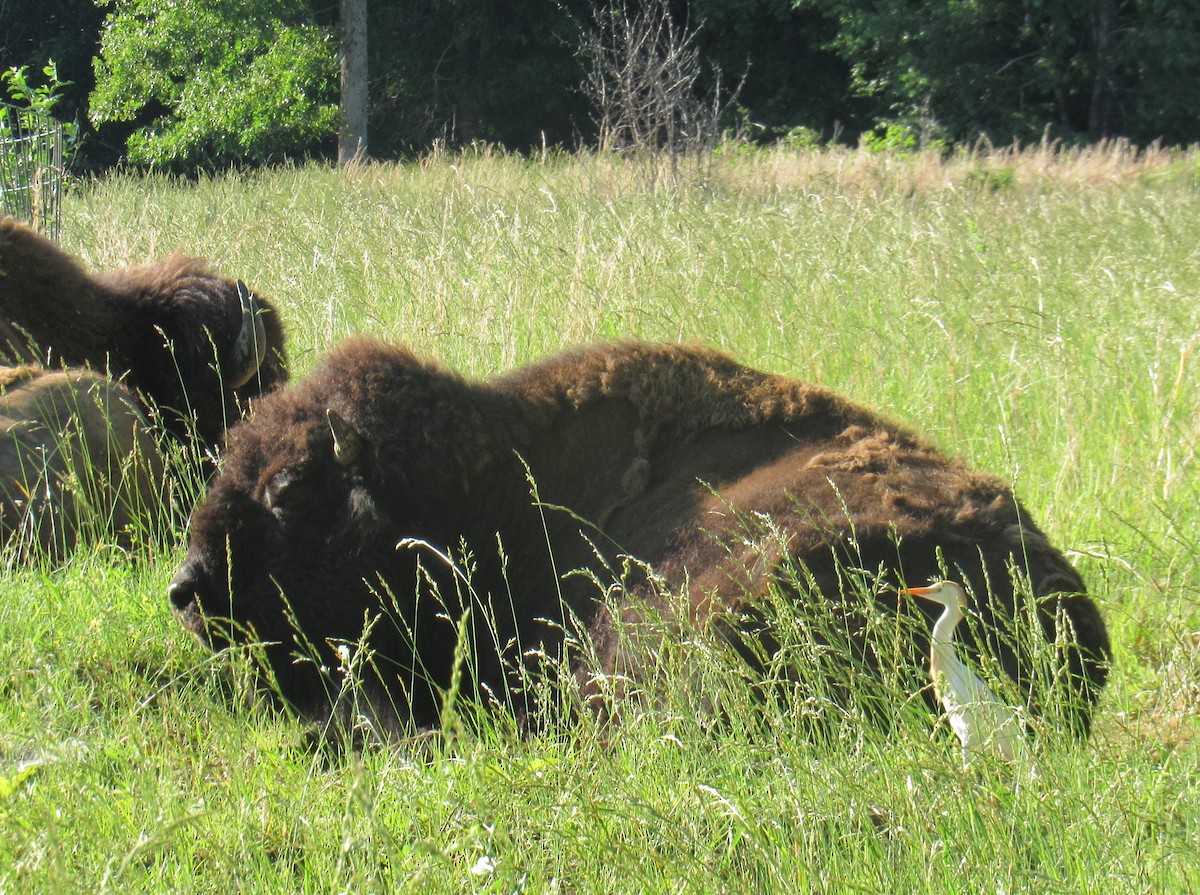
xmin=327 ymin=409 xmax=363 ymax=465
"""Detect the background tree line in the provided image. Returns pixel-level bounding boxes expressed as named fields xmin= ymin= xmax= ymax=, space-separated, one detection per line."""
xmin=2 ymin=0 xmax=1197 ymax=172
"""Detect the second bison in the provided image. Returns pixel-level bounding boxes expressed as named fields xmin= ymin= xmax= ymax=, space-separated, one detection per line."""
xmin=168 ymin=339 xmax=1110 ymax=738
xmin=0 ymin=217 xmax=288 ymax=455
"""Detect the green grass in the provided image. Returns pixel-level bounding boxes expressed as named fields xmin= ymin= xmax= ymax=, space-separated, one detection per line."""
xmin=2 ymin=144 xmax=1198 ymax=891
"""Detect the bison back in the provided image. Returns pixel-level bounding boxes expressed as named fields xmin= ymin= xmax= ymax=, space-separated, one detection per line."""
xmin=0 ymin=367 xmax=167 ymax=560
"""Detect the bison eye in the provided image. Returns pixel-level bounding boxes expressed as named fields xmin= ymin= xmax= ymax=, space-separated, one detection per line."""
xmin=263 ymin=469 xmax=302 ymax=515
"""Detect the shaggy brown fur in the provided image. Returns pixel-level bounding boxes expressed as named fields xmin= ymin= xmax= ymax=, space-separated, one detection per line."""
xmin=0 ymin=366 xmax=166 ymax=560
xmin=0 ymin=217 xmax=288 ymax=452
xmin=169 ymin=338 xmax=1110 ymax=738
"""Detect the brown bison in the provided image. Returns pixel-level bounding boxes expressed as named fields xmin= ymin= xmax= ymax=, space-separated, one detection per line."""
xmin=0 ymin=366 xmax=166 ymax=560
xmin=0 ymin=217 xmax=287 ymax=454
xmin=168 ymin=339 xmax=1110 ymax=738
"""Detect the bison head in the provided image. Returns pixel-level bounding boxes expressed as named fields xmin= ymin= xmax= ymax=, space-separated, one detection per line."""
xmin=167 ymin=339 xmax=495 ymax=731
xmin=116 ymin=264 xmax=288 ymax=454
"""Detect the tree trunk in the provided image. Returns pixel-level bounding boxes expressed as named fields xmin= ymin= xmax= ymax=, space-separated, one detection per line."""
xmin=1088 ymin=0 xmax=1118 ymax=139
xmin=339 ymin=0 xmax=368 ymax=165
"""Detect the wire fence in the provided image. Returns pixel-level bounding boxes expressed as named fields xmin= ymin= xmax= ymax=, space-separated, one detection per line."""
xmin=1 ymin=101 xmax=64 ymax=241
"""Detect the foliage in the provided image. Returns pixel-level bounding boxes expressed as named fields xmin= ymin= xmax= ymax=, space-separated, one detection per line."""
xmin=90 ymin=0 xmax=338 ymax=169
xmin=1117 ymin=0 xmax=1200 ymax=144
xmin=4 ymin=0 xmax=1200 ymax=171
xmin=362 ymin=0 xmax=594 ymax=152
xmin=859 ymin=123 xmax=921 ymax=154
xmin=8 ymin=0 xmax=1200 ymax=171
xmin=798 ymin=0 xmax=1200 ymax=145
xmin=2 ymin=60 xmax=78 ymax=146
xmin=1 ymin=61 xmax=72 ymax=235
xmin=2 ymin=59 xmax=79 ymax=171
xmin=0 ymin=0 xmax=107 ymax=161
xmin=691 ymin=0 xmax=863 ymax=141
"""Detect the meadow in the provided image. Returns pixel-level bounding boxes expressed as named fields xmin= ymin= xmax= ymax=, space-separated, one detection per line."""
xmin=1 ymin=143 xmax=1197 ymax=892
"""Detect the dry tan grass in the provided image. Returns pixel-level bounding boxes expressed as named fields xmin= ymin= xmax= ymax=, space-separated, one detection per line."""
xmin=709 ymin=138 xmax=1199 ymax=196
xmin=352 ymin=137 xmax=1198 ymax=199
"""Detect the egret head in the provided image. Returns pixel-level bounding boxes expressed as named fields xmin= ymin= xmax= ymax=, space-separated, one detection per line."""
xmin=903 ymin=580 xmax=970 ymax=612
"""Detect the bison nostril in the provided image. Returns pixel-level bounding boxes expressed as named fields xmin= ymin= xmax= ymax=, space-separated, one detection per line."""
xmin=167 ymin=568 xmax=204 ymax=612
xmin=167 ymin=578 xmax=194 ymax=611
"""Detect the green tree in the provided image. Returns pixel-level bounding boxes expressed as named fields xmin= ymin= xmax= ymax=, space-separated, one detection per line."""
xmin=90 ymin=0 xmax=338 ymax=168
xmin=689 ymin=0 xmax=862 ymax=141
xmin=798 ymin=0 xmax=1082 ymax=143
xmin=1115 ymin=0 xmax=1200 ymax=145
xmin=364 ymin=1 xmax=594 ymax=151
xmin=799 ymin=0 xmax=1200 ymax=145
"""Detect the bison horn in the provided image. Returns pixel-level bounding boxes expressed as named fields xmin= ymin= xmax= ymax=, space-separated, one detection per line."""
xmin=226 ymin=280 xmax=269 ymax=389
xmin=327 ymin=409 xmax=363 ymax=465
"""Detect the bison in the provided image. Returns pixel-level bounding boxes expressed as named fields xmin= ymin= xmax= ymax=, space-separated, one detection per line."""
xmin=168 ymin=338 xmax=1110 ymax=738
xmin=0 ymin=366 xmax=166 ymax=560
xmin=0 ymin=216 xmax=287 ymax=455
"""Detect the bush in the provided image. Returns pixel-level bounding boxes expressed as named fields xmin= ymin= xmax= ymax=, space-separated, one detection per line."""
xmin=90 ymin=0 xmax=338 ymax=169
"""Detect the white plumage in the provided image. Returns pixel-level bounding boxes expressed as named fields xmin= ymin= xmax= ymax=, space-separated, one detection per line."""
xmin=904 ymin=581 xmax=1025 ymax=769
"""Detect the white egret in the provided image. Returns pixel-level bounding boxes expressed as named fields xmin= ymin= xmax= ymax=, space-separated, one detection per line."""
xmin=904 ymin=580 xmax=1025 ymax=769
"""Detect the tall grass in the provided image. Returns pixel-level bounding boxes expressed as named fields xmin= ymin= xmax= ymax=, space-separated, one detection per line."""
xmin=1 ymin=144 xmax=1197 ymax=891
